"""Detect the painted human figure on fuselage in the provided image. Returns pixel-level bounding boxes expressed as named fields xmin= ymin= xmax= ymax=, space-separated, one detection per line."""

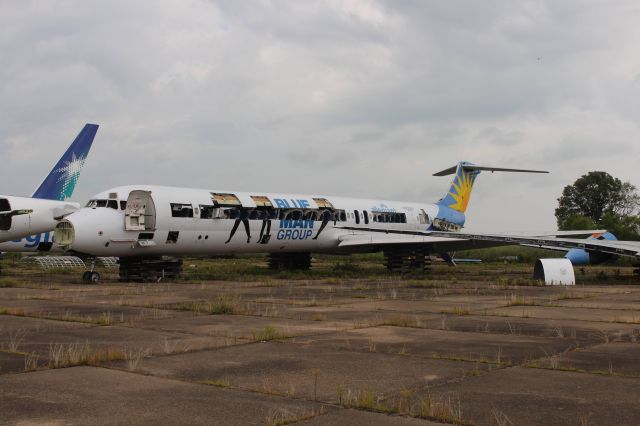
xmin=257 ymin=208 xmax=276 ymax=244
xmin=225 ymin=208 xmax=251 ymax=243
xmin=312 ymin=209 xmax=332 ymax=240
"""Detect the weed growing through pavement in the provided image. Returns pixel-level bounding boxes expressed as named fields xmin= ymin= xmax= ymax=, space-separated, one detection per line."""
xmin=252 ymin=325 xmax=279 ymax=342
xmin=337 ymin=387 xmax=464 ymax=423
xmin=202 ymin=379 xmax=230 ymax=388
xmin=264 ymin=407 xmax=327 ymax=426
xmin=23 ymin=352 xmax=40 ymax=372
xmin=48 ymin=342 xmax=126 ymax=368
xmin=125 ymin=348 xmax=151 ymax=371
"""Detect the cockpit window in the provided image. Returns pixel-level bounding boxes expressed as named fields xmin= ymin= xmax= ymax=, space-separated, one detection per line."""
xmin=86 ymin=199 xmax=118 ymax=210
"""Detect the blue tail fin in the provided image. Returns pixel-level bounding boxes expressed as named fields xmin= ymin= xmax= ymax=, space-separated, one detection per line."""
xmin=31 ymin=124 xmax=99 ymax=201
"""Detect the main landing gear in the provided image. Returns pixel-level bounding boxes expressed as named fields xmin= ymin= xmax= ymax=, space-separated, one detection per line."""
xmin=383 ymin=247 xmax=432 ymax=273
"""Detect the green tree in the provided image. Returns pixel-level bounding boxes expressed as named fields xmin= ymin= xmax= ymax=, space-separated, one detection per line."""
xmin=599 ymin=212 xmax=640 ymax=241
xmin=556 ymin=171 xmax=640 ymax=240
xmin=556 ymin=171 xmax=638 ymax=225
xmin=558 ymin=214 xmax=596 ymax=231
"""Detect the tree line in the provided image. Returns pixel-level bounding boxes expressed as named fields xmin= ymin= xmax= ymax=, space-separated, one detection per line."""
xmin=555 ymin=171 xmax=640 ymax=240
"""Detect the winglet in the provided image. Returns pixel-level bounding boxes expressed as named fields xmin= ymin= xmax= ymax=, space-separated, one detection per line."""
xmin=31 ymin=124 xmax=99 ymax=201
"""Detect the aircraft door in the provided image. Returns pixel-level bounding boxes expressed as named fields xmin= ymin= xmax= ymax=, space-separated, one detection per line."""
xmin=125 ymin=190 xmax=156 ymax=231
xmin=418 ymin=209 xmax=430 ymax=226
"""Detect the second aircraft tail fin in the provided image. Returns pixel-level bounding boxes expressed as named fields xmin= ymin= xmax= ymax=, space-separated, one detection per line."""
xmin=31 ymin=124 xmax=99 ymax=201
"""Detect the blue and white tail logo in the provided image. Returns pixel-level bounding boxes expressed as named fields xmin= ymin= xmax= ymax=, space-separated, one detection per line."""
xmin=31 ymin=124 xmax=99 ymax=201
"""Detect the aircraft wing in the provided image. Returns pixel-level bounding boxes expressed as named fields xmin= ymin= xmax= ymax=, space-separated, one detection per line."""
xmin=337 ymin=231 xmax=516 ymax=252
xmin=336 ymin=227 xmax=640 ymax=259
xmin=429 ymin=231 xmax=640 ymax=259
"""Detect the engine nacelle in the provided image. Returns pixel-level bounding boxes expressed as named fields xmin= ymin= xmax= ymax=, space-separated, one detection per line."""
xmin=534 ymin=258 xmax=575 ymax=285
xmin=565 ymin=232 xmax=618 ymax=265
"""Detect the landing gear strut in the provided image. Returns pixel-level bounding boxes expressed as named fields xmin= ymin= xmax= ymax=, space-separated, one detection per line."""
xmin=82 ymin=259 xmax=100 ymax=284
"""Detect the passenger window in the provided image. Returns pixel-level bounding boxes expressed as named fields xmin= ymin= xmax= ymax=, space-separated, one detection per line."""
xmin=354 ymin=210 xmax=360 ymax=225
xmin=170 ymin=203 xmax=194 ymax=218
xmin=138 ymin=232 xmax=154 ymax=240
xmin=166 ymin=231 xmax=179 ymax=244
xmin=200 ymin=205 xmax=215 ymax=219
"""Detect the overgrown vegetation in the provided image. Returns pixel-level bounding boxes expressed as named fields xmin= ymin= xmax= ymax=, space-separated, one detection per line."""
xmin=337 ymin=386 xmax=464 ymax=424
xmin=174 ymin=295 xmax=240 ymax=315
xmin=252 ymin=325 xmax=280 ymax=341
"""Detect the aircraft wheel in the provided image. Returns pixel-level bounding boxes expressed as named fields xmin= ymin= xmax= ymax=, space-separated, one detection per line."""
xmin=89 ymin=271 xmax=101 ymax=284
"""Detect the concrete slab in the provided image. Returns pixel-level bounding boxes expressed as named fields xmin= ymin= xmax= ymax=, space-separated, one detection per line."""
xmin=305 ymin=326 xmax=576 ymax=364
xmin=0 ymin=299 xmax=186 ymax=324
xmin=0 ymin=366 xmax=325 ymax=425
xmin=486 ymin=305 xmax=640 ymax=324
xmin=416 ymin=313 xmax=640 ymax=343
xmin=132 ymin=340 xmax=485 ymax=403
xmin=0 ymin=351 xmax=27 ymax=374
xmin=556 ymin=342 xmax=640 ymax=376
xmin=430 ymin=366 xmax=640 ymax=426
xmin=132 ymin=314 xmax=350 ymax=339
xmin=0 ymin=317 xmax=230 ymax=357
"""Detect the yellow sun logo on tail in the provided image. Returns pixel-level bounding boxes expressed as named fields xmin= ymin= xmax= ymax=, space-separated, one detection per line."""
xmin=448 ymin=170 xmax=475 ymax=212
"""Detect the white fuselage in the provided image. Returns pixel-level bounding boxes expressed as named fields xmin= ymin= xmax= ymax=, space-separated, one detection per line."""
xmin=0 ymin=196 xmax=79 ymax=244
xmin=55 ymin=185 xmax=448 ymax=257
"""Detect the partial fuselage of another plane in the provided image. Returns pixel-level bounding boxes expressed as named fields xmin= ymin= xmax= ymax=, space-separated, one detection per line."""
xmin=0 ymin=124 xmax=98 ymax=247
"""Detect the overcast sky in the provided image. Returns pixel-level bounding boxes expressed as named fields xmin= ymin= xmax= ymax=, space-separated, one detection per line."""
xmin=1 ymin=0 xmax=639 ymax=232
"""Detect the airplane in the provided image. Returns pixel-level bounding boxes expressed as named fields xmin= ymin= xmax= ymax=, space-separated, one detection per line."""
xmin=53 ymin=160 xmax=636 ymax=284
xmin=0 ymin=124 xmax=99 ymax=249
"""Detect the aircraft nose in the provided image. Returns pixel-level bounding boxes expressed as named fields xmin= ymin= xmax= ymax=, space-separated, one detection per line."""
xmin=54 ymin=207 xmax=121 ymax=255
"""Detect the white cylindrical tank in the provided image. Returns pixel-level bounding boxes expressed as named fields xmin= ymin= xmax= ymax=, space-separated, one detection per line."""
xmin=533 ymin=258 xmax=576 ymax=285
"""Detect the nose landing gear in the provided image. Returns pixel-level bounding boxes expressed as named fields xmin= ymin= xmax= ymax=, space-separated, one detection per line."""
xmin=82 ymin=259 xmax=100 ymax=284
xmin=82 ymin=270 xmax=101 ymax=284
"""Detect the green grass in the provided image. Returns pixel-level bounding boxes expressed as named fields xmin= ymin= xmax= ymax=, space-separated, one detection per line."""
xmin=202 ymin=379 xmax=231 ymax=388
xmin=252 ymin=325 xmax=280 ymax=341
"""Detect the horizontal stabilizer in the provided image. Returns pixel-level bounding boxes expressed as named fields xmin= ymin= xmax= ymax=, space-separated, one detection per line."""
xmin=433 ymin=164 xmax=549 ymax=177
